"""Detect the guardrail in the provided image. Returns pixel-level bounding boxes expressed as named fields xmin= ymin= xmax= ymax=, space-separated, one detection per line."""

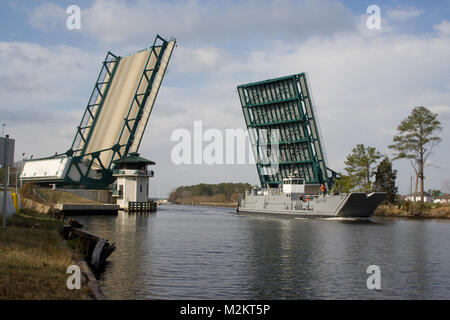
xmin=113 ymin=169 xmax=154 ymax=176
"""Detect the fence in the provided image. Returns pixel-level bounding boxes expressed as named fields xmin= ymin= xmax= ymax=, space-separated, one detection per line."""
xmin=128 ymin=201 xmax=156 ymax=212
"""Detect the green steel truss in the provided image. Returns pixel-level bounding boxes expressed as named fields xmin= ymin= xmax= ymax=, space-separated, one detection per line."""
xmin=114 ymin=35 xmax=169 ymax=161
xmin=69 ymin=51 xmax=119 ymax=157
xmin=238 ymin=73 xmax=337 ymax=189
xmin=30 ymin=35 xmax=174 ymax=189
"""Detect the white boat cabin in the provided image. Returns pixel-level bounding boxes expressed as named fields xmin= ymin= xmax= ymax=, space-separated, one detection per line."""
xmin=282 ymin=176 xmax=305 ymax=196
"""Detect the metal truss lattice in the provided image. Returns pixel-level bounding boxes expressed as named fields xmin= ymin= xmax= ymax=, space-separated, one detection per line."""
xmin=238 ymin=73 xmax=337 ymax=189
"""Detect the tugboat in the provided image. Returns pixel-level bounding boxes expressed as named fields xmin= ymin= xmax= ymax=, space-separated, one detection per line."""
xmin=237 ymin=174 xmax=386 ymax=218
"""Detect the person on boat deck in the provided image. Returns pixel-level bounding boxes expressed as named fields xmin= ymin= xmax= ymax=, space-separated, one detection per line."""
xmin=319 ymin=184 xmax=326 ymax=196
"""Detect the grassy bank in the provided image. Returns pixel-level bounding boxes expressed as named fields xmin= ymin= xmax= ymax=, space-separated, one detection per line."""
xmin=171 ymin=195 xmax=238 ymax=208
xmin=38 ymin=189 xmax=100 ymax=205
xmin=0 ymin=210 xmax=90 ymax=299
xmin=19 ymin=182 xmax=100 ymax=206
xmin=374 ymin=204 xmax=450 ymax=219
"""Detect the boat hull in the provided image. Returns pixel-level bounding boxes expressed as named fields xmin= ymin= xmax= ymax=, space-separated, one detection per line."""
xmin=237 ymin=192 xmax=386 ymax=219
xmin=336 ymin=192 xmax=386 ymax=218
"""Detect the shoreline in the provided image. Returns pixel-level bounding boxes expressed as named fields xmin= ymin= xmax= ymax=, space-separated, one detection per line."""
xmin=374 ymin=212 xmax=450 ymax=220
xmin=1 ymin=187 xmax=108 ymax=300
xmin=3 ymin=201 xmax=447 ymax=300
xmin=170 ymin=201 xmax=450 ymax=219
xmin=374 ymin=204 xmax=450 ymax=220
xmin=171 ymin=202 xmax=237 ymax=208
xmin=76 ymin=260 xmax=106 ymax=300
xmin=0 ymin=210 xmax=92 ymax=299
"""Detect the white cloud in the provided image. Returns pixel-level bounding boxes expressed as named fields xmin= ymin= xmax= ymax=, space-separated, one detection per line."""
xmin=377 ymin=128 xmax=397 ymax=138
xmin=27 ymin=0 xmax=356 ymax=45
xmin=148 ymin=29 xmax=450 ymax=194
xmin=0 ymin=42 xmax=102 ymax=158
xmin=430 ymin=105 xmax=450 ymax=118
xmin=386 ymin=7 xmax=423 ymax=21
xmin=172 ymin=47 xmax=232 ymax=74
xmin=0 ymin=42 xmax=101 ymax=105
xmin=27 ymin=2 xmax=67 ymax=32
xmin=433 ymin=20 xmax=450 ymax=36
xmin=13 ymin=1 xmax=450 ymax=195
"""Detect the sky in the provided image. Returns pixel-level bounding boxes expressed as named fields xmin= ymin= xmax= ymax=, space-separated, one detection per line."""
xmin=0 ymin=0 xmax=449 ymax=197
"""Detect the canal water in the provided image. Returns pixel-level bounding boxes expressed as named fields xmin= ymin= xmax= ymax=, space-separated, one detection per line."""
xmin=76 ymin=205 xmax=450 ymax=299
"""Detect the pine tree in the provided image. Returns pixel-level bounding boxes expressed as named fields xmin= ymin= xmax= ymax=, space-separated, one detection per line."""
xmin=389 ymin=106 xmax=442 ymax=204
xmin=373 ymin=157 xmax=398 ymax=203
xmin=344 ymin=144 xmax=382 ymax=192
xmin=332 ymin=175 xmax=355 ymax=194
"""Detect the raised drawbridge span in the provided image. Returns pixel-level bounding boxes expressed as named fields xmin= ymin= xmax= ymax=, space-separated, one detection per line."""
xmin=238 ymin=73 xmax=338 ymax=190
xmin=21 ymin=35 xmax=175 ymax=189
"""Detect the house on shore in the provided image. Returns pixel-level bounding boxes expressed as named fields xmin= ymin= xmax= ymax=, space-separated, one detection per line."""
xmin=405 ymin=192 xmax=434 ymax=203
xmin=434 ymin=194 xmax=450 ymax=204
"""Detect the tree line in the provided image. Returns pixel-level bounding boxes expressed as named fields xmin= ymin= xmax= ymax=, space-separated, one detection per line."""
xmin=169 ymin=182 xmax=253 ymax=203
xmin=333 ymin=106 xmax=443 ymax=205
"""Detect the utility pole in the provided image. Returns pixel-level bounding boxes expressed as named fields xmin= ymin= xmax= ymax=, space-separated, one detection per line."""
xmin=410 ymin=176 xmax=413 ymax=197
xmin=20 ymin=153 xmax=25 ymax=189
xmin=2 ymin=135 xmax=9 ymax=228
xmin=15 ymin=162 xmax=19 ymax=195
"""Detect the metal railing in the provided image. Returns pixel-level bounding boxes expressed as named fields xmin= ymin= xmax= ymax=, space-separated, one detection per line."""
xmin=113 ymin=169 xmax=154 ymax=176
xmin=128 ymin=201 xmax=156 ymax=212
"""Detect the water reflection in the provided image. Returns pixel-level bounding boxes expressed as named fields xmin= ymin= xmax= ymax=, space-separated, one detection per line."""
xmin=75 ymin=206 xmax=450 ymax=299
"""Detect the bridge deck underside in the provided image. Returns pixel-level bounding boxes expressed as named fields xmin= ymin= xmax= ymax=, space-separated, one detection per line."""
xmin=83 ymin=47 xmax=161 ymax=169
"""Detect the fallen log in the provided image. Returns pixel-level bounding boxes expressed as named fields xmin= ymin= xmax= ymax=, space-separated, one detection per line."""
xmin=62 ymin=226 xmax=116 ymax=270
xmin=77 ymin=260 xmax=106 ymax=300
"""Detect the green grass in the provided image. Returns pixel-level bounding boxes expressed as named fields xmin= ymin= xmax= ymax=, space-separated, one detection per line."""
xmin=375 ymin=203 xmax=450 ymax=218
xmin=0 ymin=211 xmax=91 ymax=299
xmin=38 ymin=189 xmax=100 ymax=205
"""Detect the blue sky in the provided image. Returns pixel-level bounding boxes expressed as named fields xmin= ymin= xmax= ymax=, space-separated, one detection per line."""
xmin=1 ymin=0 xmax=449 ymax=196
xmin=1 ymin=0 xmax=449 ymax=46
